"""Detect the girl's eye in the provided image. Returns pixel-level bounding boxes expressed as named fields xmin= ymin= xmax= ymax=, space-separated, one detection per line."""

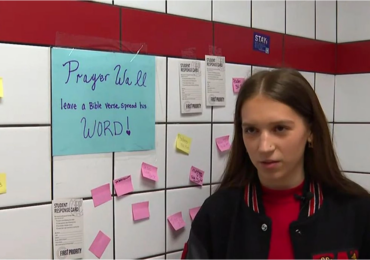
xmin=244 ymin=127 xmax=256 ymax=134
xmin=275 ymin=126 xmax=287 ymax=132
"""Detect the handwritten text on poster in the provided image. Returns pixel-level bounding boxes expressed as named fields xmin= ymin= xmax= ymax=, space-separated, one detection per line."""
xmin=51 ymin=48 xmax=156 ymax=156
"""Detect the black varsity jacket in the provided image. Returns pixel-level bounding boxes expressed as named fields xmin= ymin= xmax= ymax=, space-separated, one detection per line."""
xmin=182 ymin=178 xmax=370 ymax=259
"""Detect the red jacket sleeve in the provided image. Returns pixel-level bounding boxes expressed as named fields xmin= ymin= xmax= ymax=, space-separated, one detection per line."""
xmin=180 ymin=243 xmax=188 ymax=259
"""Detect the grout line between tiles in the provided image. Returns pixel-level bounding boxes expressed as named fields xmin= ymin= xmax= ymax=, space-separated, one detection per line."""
xmin=164 ymin=56 xmax=169 ymax=258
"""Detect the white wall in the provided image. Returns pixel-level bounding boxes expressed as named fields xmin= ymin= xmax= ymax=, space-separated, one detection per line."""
xmin=336 ymin=1 xmax=370 ymax=188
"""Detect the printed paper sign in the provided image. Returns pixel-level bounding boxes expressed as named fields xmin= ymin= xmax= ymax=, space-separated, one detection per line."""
xmin=51 ymin=47 xmax=156 ymax=156
xmin=52 ymin=198 xmax=84 ymax=259
xmin=253 ymin=32 xmax=270 ymax=54
xmin=132 ymin=201 xmax=150 ymax=221
xmin=141 ymin=162 xmax=158 ymax=181
xmin=215 ymin=135 xmax=231 ymax=152
xmin=205 ymin=55 xmax=226 ymax=107
xmin=91 ymin=183 xmax=112 ymax=207
xmin=167 ymin=212 xmax=186 ymax=231
xmin=176 ymin=133 xmax=192 ymax=154
xmin=179 ymin=61 xmax=203 ymax=114
xmin=113 ymin=175 xmax=133 ymax=196
xmin=232 ymin=78 xmax=245 ymax=93
xmin=89 ymin=231 xmax=111 ymax=259
xmin=189 ymin=166 xmax=204 ymax=186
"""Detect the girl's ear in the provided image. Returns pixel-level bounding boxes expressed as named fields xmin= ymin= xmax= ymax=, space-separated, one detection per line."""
xmin=307 ymin=133 xmax=314 ymax=148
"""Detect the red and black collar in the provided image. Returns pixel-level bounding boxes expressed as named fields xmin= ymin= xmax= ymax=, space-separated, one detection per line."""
xmin=244 ymin=177 xmax=324 ymax=218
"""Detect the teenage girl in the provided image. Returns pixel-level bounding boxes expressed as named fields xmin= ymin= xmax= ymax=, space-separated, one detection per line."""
xmin=182 ymin=68 xmax=370 ymax=259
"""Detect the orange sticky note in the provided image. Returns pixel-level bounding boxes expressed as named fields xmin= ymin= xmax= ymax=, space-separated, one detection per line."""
xmin=141 ymin=162 xmax=158 ymax=181
xmin=215 ymin=135 xmax=231 ymax=152
xmin=0 ymin=173 xmax=6 ymax=194
xmin=189 ymin=166 xmax=204 ymax=186
xmin=167 ymin=212 xmax=186 ymax=231
xmin=113 ymin=175 xmax=133 ymax=196
xmin=91 ymin=183 xmax=111 ymax=207
xmin=189 ymin=206 xmax=201 ymax=220
xmin=0 ymin=77 xmax=3 ymax=98
xmin=132 ymin=201 xmax=150 ymax=221
xmin=89 ymin=231 xmax=111 ymax=259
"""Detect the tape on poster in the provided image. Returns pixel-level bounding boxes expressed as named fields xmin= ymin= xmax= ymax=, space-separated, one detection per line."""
xmin=181 ymin=47 xmax=197 ymax=59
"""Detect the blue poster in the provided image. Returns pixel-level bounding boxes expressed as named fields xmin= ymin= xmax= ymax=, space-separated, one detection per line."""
xmin=253 ymin=32 xmax=270 ymax=54
xmin=51 ymin=47 xmax=155 ymax=156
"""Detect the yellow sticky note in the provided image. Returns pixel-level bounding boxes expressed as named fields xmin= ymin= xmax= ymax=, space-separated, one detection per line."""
xmin=176 ymin=134 xmax=192 ymax=154
xmin=0 ymin=173 xmax=6 ymax=194
xmin=0 ymin=78 xmax=3 ymax=98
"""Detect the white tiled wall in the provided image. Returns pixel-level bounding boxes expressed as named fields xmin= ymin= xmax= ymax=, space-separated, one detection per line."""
xmin=315 ymin=73 xmax=335 ymax=122
xmin=252 ymin=0 xmax=285 ymax=33
xmin=336 ymin=0 xmax=370 ymax=186
xmin=286 ymin=0 xmax=315 ymax=39
xmin=316 ymin=0 xmax=336 ymax=42
xmin=167 ymin=0 xmax=212 ymax=20
xmin=333 ymin=75 xmax=370 ymax=175
xmin=337 ymin=1 xmax=370 ymax=43
xmin=92 ymin=0 xmax=113 ymax=4
xmin=0 ymin=127 xmax=51 ymax=208
xmin=213 ymin=0 xmax=251 ymax=27
xmin=0 ymin=205 xmax=52 ymax=259
xmin=0 ymin=44 xmax=50 ymax=124
xmin=334 ymin=74 xmax=370 ymax=122
xmin=114 ymin=0 xmax=165 ymax=13
xmin=2 ymin=1 xmax=369 ymax=259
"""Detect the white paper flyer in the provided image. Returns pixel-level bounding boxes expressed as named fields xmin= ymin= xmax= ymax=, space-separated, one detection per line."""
xmin=179 ymin=60 xmax=203 ymax=114
xmin=205 ymin=55 xmax=226 ymax=107
xmin=52 ymin=198 xmax=84 ymax=259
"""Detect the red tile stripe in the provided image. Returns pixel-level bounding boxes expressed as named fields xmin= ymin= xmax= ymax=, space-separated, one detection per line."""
xmin=284 ymin=35 xmax=336 ymax=74
xmin=0 ymin=1 xmax=121 ymax=51
xmin=0 ymin=0 xmax=365 ymax=74
xmin=337 ymin=41 xmax=370 ymax=74
xmin=121 ymin=8 xmax=212 ymax=59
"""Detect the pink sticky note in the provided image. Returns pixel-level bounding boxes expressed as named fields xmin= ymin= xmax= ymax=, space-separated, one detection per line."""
xmin=189 ymin=206 xmax=201 ymax=220
xmin=141 ymin=162 xmax=158 ymax=181
xmin=91 ymin=183 xmax=112 ymax=207
xmin=189 ymin=166 xmax=204 ymax=186
xmin=167 ymin=212 xmax=186 ymax=231
xmin=215 ymin=135 xmax=231 ymax=152
xmin=132 ymin=201 xmax=150 ymax=221
xmin=113 ymin=175 xmax=133 ymax=197
xmin=89 ymin=231 xmax=111 ymax=259
xmin=232 ymin=78 xmax=245 ymax=93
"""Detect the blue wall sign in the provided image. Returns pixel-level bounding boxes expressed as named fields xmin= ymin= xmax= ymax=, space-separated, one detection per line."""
xmin=51 ymin=47 xmax=156 ymax=156
xmin=253 ymin=32 xmax=270 ymax=54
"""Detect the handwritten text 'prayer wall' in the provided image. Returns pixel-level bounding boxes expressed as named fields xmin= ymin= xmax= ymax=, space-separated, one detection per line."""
xmin=62 ymin=60 xmax=148 ymax=91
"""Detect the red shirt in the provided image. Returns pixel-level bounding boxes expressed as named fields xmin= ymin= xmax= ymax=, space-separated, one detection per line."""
xmin=261 ymin=181 xmax=304 ymax=259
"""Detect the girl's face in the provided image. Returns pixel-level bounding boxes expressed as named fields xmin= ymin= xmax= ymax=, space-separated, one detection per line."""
xmin=241 ymin=94 xmax=312 ymax=190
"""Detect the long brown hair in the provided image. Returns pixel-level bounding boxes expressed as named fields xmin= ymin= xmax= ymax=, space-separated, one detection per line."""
xmin=217 ymin=68 xmax=369 ymax=197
